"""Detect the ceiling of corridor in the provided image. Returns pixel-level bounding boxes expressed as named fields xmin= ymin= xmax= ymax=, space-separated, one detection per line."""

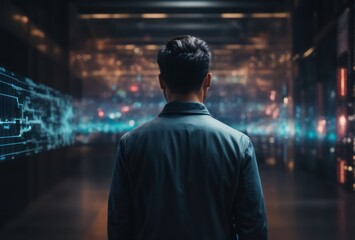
xmin=69 ymin=0 xmax=292 ymax=101
xmin=71 ymin=0 xmax=291 ymax=47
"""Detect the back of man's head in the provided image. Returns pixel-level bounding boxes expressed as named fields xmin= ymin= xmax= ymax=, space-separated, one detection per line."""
xmin=157 ymin=35 xmax=212 ymax=95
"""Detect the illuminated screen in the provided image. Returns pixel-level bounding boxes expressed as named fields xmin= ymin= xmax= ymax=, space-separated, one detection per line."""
xmin=0 ymin=67 xmax=74 ymax=160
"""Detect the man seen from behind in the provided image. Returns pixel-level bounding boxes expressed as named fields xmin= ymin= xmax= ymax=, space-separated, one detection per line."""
xmin=108 ymin=35 xmax=268 ymax=240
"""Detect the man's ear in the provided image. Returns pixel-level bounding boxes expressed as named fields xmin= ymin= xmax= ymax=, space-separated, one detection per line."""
xmin=159 ymin=74 xmax=166 ymax=90
xmin=203 ymin=73 xmax=212 ymax=89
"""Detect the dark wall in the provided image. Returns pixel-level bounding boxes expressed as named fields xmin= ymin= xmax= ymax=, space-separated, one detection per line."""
xmin=13 ymin=0 xmax=70 ymax=51
xmin=292 ymin=0 xmax=352 ymax=181
xmin=0 ymin=0 xmax=78 ymax=227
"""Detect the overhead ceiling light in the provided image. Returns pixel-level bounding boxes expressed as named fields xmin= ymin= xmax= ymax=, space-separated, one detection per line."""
xmin=303 ymin=47 xmax=314 ymax=58
xmin=80 ymin=13 xmax=168 ymax=19
xmin=221 ymin=13 xmax=246 ymax=18
xmin=225 ymin=44 xmax=243 ymax=49
xmin=213 ymin=49 xmax=233 ymax=54
xmin=31 ymin=28 xmax=45 ymax=38
xmin=13 ymin=14 xmax=29 ymax=24
xmin=221 ymin=12 xmax=289 ymax=19
xmin=141 ymin=13 xmax=168 ymax=19
xmin=145 ymin=45 xmax=159 ymax=50
xmin=251 ymin=13 xmax=289 ymax=18
xmin=80 ymin=14 xmax=131 ymax=19
xmin=225 ymin=44 xmax=268 ymax=50
xmin=124 ymin=45 xmax=136 ymax=50
xmin=80 ymin=12 xmax=289 ymax=20
xmin=246 ymin=44 xmax=268 ymax=50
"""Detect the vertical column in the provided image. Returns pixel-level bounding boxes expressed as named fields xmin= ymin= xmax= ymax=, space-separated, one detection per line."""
xmin=336 ymin=6 xmax=355 ymax=192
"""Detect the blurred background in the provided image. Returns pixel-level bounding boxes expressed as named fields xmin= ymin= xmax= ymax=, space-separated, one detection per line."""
xmin=0 ymin=0 xmax=355 ymax=239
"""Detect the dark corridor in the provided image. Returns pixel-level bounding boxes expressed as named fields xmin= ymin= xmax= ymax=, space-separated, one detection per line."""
xmin=1 ymin=0 xmax=355 ymax=239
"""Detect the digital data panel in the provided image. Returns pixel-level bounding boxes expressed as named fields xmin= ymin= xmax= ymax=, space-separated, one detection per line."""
xmin=0 ymin=67 xmax=74 ymax=160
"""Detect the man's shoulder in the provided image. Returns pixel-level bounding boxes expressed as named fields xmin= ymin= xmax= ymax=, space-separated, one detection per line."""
xmin=121 ymin=115 xmax=250 ymax=143
xmin=204 ymin=116 xmax=251 ymax=142
xmin=120 ymin=117 xmax=160 ymax=140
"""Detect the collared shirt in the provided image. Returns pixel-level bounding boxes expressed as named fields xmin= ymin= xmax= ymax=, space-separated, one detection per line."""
xmin=108 ymin=101 xmax=268 ymax=240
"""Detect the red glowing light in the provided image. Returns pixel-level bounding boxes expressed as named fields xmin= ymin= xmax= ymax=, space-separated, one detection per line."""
xmin=121 ymin=106 xmax=130 ymax=113
xmin=98 ymin=110 xmax=105 ymax=118
xmin=338 ymin=68 xmax=347 ymax=97
xmin=338 ymin=159 xmax=346 ymax=184
xmin=129 ymin=85 xmax=138 ymax=92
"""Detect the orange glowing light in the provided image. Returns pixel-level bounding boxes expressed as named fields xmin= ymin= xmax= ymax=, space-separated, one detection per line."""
xmin=145 ymin=45 xmax=158 ymax=50
xmin=221 ymin=13 xmax=246 ymax=18
xmin=141 ymin=13 xmax=167 ymax=19
xmin=31 ymin=28 xmax=45 ymax=38
xmin=340 ymin=68 xmax=346 ymax=96
xmin=338 ymin=159 xmax=346 ymax=184
xmin=13 ymin=15 xmax=29 ymax=24
xmin=80 ymin=13 xmax=131 ymax=19
xmin=251 ymin=13 xmax=289 ymax=18
xmin=338 ymin=68 xmax=348 ymax=97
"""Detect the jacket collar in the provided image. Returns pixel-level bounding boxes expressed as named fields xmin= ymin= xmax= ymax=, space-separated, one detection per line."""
xmin=159 ymin=101 xmax=211 ymax=116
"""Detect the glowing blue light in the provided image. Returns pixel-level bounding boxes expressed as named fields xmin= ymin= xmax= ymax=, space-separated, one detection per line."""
xmin=307 ymin=131 xmax=316 ymax=139
xmin=328 ymin=132 xmax=337 ymax=142
xmin=0 ymin=68 xmax=74 ymax=160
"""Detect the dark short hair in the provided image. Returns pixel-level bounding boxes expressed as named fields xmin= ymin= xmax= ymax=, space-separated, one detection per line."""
xmin=157 ymin=35 xmax=211 ymax=94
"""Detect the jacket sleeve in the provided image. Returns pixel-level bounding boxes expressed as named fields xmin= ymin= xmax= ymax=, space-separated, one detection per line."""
xmin=108 ymin=138 xmax=134 ymax=240
xmin=233 ymin=139 xmax=268 ymax=240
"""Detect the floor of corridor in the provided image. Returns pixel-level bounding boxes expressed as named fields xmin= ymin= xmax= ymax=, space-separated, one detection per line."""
xmin=0 ymin=144 xmax=355 ymax=240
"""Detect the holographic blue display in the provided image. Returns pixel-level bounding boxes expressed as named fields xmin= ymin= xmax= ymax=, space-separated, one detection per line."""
xmin=0 ymin=67 xmax=74 ymax=160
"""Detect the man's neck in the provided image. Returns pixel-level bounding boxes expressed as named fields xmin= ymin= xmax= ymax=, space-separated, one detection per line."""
xmin=165 ymin=89 xmax=204 ymax=103
xmin=168 ymin=94 xmax=202 ymax=103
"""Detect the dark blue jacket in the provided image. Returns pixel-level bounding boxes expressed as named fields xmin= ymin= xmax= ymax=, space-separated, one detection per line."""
xmin=108 ymin=101 xmax=268 ymax=240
